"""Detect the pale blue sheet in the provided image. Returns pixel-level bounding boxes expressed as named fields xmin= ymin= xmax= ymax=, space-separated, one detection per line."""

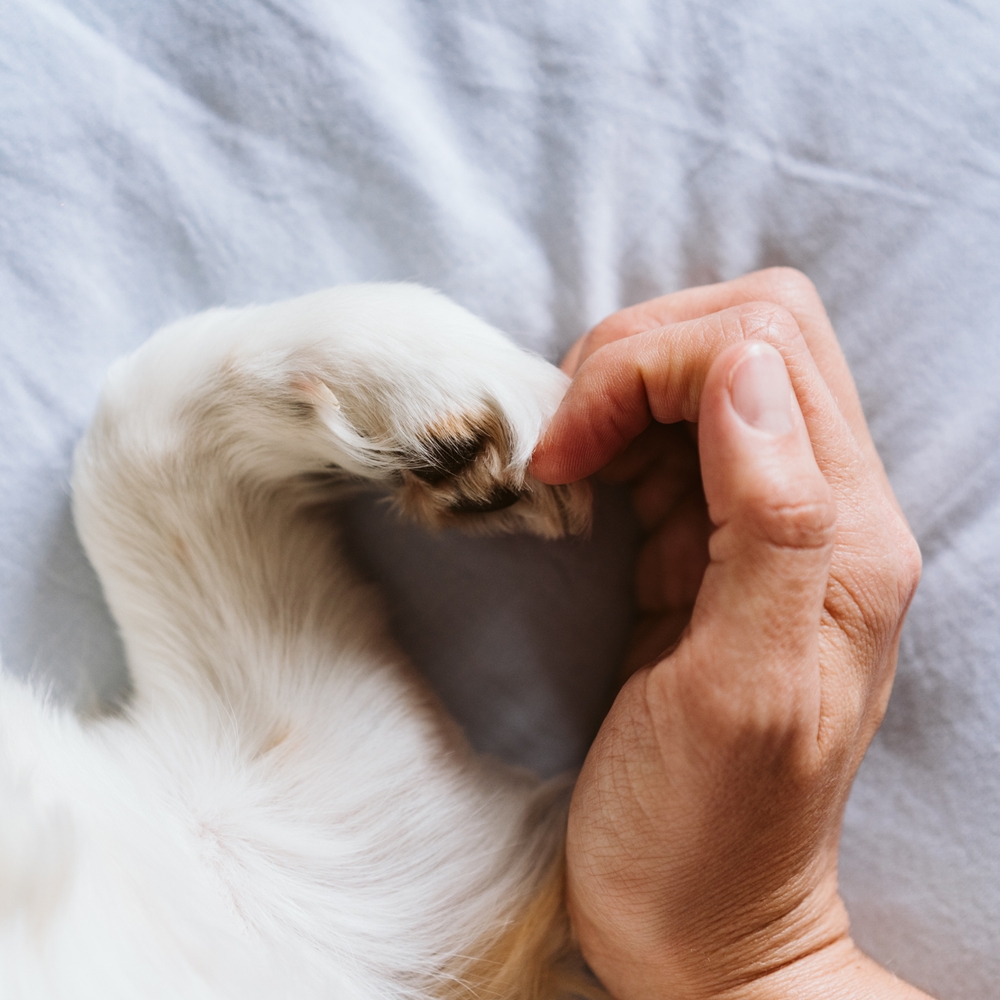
xmin=2 ymin=1 xmax=999 ymax=995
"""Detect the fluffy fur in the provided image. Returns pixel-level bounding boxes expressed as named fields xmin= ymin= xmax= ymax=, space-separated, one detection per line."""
xmin=0 ymin=285 xmax=602 ymax=999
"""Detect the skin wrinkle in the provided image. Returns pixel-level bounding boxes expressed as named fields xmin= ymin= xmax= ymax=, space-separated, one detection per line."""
xmin=597 ymin=695 xmax=844 ymax=999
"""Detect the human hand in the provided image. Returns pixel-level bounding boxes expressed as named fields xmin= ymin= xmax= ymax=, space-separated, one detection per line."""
xmin=532 ymin=269 xmax=928 ymax=999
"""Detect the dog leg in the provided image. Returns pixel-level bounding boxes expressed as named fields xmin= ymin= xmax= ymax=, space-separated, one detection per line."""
xmin=66 ymin=285 xmax=597 ymax=998
xmin=72 ymin=284 xmax=589 ymax=708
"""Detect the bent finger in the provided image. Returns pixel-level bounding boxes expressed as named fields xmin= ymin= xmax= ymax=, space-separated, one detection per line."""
xmin=534 ymin=300 xmax=864 ymax=492
xmin=566 ymin=268 xmax=892 ymax=507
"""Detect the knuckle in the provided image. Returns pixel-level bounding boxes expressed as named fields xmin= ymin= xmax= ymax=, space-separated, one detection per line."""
xmin=825 ymin=519 xmax=922 ymax=656
xmin=826 ymin=573 xmax=898 ymax=674
xmin=752 ymin=491 xmax=838 ymax=552
xmin=733 ymin=301 xmax=802 ymax=351
xmin=897 ymin=530 xmax=923 ymax=605
xmin=868 ymin=517 xmax=923 ymax=616
xmin=758 ymin=267 xmax=822 ymax=310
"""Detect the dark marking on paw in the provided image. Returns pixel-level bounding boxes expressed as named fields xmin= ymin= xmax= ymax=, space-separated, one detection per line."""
xmin=411 ymin=434 xmax=486 ymax=484
xmin=450 ymin=485 xmax=524 ymax=514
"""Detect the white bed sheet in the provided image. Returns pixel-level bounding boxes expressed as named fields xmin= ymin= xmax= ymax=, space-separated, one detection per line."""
xmin=2 ymin=1 xmax=999 ymax=995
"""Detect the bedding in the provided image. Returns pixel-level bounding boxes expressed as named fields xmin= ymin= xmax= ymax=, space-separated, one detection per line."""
xmin=2 ymin=1 xmax=998 ymax=995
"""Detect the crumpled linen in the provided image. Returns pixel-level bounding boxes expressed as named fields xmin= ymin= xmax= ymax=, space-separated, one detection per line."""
xmin=1 ymin=1 xmax=998 ymax=995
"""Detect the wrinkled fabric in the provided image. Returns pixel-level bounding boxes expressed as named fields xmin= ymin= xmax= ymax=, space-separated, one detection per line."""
xmin=1 ymin=1 xmax=998 ymax=995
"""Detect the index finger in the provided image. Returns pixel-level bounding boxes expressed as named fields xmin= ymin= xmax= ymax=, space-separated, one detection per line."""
xmin=535 ymin=301 xmax=866 ymax=490
xmin=564 ymin=268 xmax=893 ymax=507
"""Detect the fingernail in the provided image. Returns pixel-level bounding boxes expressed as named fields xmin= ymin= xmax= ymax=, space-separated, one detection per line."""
xmin=729 ymin=343 xmax=795 ymax=436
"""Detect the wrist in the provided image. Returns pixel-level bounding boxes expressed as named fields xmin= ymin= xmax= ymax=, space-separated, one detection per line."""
xmin=576 ymin=890 xmax=932 ymax=1000
xmin=575 ymin=877 xmax=853 ymax=1000
xmin=715 ymin=940 xmax=934 ymax=1000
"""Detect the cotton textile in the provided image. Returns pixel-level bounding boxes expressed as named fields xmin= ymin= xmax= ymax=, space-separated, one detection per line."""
xmin=2 ymin=2 xmax=998 ymax=995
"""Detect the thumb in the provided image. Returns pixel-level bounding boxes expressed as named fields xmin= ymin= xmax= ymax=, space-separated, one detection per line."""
xmin=684 ymin=341 xmax=837 ymax=723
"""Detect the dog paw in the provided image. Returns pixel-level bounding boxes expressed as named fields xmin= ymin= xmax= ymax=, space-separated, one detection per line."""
xmin=395 ymin=404 xmax=591 ymax=539
xmin=289 ymin=285 xmax=591 ymax=539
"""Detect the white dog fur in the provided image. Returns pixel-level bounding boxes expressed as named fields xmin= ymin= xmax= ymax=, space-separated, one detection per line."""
xmin=0 ymin=285 xmax=602 ymax=999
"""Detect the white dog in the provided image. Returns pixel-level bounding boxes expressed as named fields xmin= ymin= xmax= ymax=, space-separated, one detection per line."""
xmin=0 ymin=285 xmax=602 ymax=999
